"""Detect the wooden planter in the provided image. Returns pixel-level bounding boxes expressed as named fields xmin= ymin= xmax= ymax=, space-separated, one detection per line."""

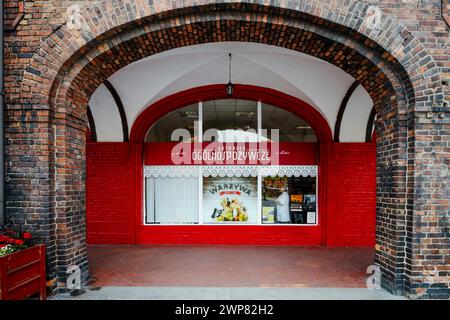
xmin=0 ymin=244 xmax=46 ymax=300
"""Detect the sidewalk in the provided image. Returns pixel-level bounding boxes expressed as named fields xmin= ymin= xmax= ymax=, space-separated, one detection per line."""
xmin=51 ymin=286 xmax=406 ymax=300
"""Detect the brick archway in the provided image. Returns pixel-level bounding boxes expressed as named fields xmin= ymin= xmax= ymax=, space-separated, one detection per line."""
xmin=6 ymin=1 xmax=448 ymax=298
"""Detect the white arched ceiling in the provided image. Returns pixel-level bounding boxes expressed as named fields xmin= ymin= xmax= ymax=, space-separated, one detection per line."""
xmin=89 ymin=42 xmax=374 ymax=142
xmin=340 ymin=85 xmax=374 ymax=142
xmin=89 ymin=83 xmax=124 ymax=142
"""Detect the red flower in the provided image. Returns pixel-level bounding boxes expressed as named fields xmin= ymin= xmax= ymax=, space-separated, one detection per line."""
xmin=22 ymin=232 xmax=32 ymax=240
xmin=3 ymin=236 xmax=15 ymax=244
xmin=14 ymin=239 xmax=24 ymax=246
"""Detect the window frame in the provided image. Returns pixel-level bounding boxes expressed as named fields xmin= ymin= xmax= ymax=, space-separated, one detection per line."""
xmin=143 ymin=99 xmax=319 ymax=226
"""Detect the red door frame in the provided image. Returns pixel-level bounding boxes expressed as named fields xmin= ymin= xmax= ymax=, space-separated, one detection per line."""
xmin=130 ymin=84 xmax=333 ymax=245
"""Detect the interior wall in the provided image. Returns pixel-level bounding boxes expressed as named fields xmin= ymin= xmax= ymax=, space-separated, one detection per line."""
xmin=86 ymin=142 xmax=135 ymax=244
xmin=326 ymin=142 xmax=376 ymax=247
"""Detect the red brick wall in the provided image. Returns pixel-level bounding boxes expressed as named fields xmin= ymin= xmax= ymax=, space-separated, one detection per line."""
xmin=86 ymin=141 xmax=376 ymax=246
xmin=326 ymin=143 xmax=376 ymax=247
xmin=86 ymin=142 xmax=135 ymax=244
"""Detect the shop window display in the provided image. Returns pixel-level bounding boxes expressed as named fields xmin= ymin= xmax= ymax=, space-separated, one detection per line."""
xmin=145 ymin=176 xmax=199 ymax=224
xmin=144 ymin=167 xmax=317 ymax=226
xmin=262 ymin=176 xmax=317 ymax=225
xmin=144 ymin=98 xmax=318 ymax=226
xmin=203 ymin=176 xmax=258 ymax=224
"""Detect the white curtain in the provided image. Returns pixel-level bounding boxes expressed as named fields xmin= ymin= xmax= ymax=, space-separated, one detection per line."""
xmin=146 ymin=177 xmax=199 ymax=224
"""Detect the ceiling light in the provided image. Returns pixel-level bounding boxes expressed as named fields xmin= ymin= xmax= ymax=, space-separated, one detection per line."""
xmin=235 ymin=111 xmax=254 ymax=117
xmin=180 ymin=111 xmax=198 ymax=118
xmin=226 ymin=53 xmax=234 ymax=96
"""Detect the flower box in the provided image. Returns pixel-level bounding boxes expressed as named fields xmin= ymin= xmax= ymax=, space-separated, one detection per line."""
xmin=0 ymin=244 xmax=46 ymax=300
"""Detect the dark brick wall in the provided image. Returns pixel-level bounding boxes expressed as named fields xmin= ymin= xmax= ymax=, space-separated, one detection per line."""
xmin=3 ymin=0 xmax=449 ymax=298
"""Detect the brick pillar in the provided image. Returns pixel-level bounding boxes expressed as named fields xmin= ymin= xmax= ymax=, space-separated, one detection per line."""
xmin=53 ymin=112 xmax=89 ymax=286
xmin=407 ymin=110 xmax=450 ymax=299
xmin=375 ymin=103 xmax=410 ymax=295
xmin=376 ymin=96 xmax=450 ymax=299
xmin=4 ymin=109 xmax=59 ymax=286
xmin=4 ymin=106 xmax=90 ymax=288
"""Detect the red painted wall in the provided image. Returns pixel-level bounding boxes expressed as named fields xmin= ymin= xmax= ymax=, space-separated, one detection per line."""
xmin=86 ymin=141 xmax=376 ymax=247
xmin=325 ymin=143 xmax=376 ymax=247
xmin=86 ymin=142 xmax=135 ymax=244
xmin=137 ymin=225 xmax=322 ymax=246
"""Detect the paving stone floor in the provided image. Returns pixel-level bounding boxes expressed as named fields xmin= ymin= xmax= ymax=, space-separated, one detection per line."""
xmin=87 ymin=245 xmax=375 ymax=288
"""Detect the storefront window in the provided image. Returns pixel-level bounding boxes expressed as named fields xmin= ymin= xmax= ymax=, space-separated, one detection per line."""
xmin=203 ymin=99 xmax=257 ymax=142
xmin=144 ymin=99 xmax=318 ymax=226
xmin=203 ymin=176 xmax=258 ymax=224
xmin=145 ymin=176 xmax=199 ymax=224
xmin=261 ymin=103 xmax=316 ymax=142
xmin=146 ymin=103 xmax=199 ymax=142
xmin=262 ymin=176 xmax=316 ymax=224
xmin=144 ymin=166 xmax=317 ymax=225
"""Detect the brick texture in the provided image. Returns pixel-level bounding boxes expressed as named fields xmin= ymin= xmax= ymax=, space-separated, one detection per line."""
xmin=326 ymin=143 xmax=376 ymax=247
xmin=3 ymin=0 xmax=449 ymax=298
xmin=86 ymin=142 xmax=135 ymax=244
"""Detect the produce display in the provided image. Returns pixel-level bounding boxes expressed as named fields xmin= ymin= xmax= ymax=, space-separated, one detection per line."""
xmin=211 ymin=197 xmax=248 ymax=222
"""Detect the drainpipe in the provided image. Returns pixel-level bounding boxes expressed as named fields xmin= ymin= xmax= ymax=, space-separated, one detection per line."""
xmin=0 ymin=0 xmax=5 ymax=227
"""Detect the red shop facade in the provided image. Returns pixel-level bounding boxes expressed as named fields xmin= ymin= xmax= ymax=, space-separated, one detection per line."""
xmin=86 ymin=85 xmax=376 ymax=247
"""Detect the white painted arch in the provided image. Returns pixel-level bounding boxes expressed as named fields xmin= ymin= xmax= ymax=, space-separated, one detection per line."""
xmin=89 ymin=42 xmax=374 ymax=142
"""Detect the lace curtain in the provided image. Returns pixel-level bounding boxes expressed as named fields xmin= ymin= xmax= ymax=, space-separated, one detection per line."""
xmin=144 ymin=165 xmax=317 ymax=178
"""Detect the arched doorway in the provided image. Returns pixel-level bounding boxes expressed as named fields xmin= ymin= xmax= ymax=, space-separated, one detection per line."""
xmin=7 ymin=1 xmax=448 ymax=298
xmin=127 ymin=84 xmax=334 ymax=245
xmin=85 ymin=81 xmax=378 ymax=288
